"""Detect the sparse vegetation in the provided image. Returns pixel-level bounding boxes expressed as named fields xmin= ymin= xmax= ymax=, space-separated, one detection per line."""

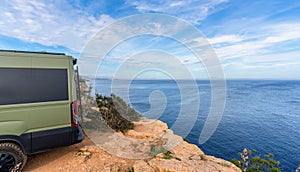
xmin=125 ymin=167 xmax=134 ymax=172
xmin=150 ymin=146 xmax=166 ymax=157
xmin=231 ymin=148 xmax=281 ymax=172
xmin=149 ymin=148 xmax=174 ymax=160
xmin=96 ymin=94 xmax=134 ymax=132
xmin=200 ymin=154 xmax=207 ymax=161
xmin=183 ymin=137 xmax=189 ymax=143
xmin=112 ymin=94 xmax=142 ymax=122
xmin=219 ymin=162 xmax=230 ymax=167
xmin=95 ymin=93 xmax=142 ymax=132
xmin=78 ymin=77 xmax=141 ymax=132
xmin=163 ymin=151 xmax=173 ymax=159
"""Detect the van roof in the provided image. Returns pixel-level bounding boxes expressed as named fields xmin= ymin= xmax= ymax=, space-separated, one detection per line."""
xmin=0 ymin=49 xmax=66 ymax=56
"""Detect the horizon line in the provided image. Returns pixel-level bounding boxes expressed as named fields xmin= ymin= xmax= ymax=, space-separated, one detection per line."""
xmin=81 ymin=76 xmax=300 ymax=81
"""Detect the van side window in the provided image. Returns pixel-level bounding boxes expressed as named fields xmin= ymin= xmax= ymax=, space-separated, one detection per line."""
xmin=0 ymin=68 xmax=68 ymax=105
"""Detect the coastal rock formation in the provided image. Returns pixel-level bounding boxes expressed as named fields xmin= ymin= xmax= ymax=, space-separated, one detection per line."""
xmin=86 ymin=117 xmax=241 ymax=172
xmin=127 ymin=118 xmax=241 ymax=172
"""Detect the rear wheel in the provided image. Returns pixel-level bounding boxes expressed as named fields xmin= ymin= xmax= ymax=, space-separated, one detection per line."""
xmin=0 ymin=143 xmax=27 ymax=172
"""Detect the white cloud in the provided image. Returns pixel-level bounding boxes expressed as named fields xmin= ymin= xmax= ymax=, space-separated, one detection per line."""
xmin=196 ymin=21 xmax=300 ymax=79
xmin=209 ymin=22 xmax=300 ymax=60
xmin=125 ymin=0 xmax=229 ymax=24
xmin=169 ymin=1 xmax=185 ymax=7
xmin=262 ymin=23 xmax=300 ymax=44
xmin=0 ymin=0 xmax=115 ymax=51
xmin=243 ymin=51 xmax=300 ymax=64
xmin=208 ymin=34 xmax=244 ymax=44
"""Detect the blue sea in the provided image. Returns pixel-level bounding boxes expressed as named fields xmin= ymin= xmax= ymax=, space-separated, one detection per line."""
xmin=94 ymin=79 xmax=300 ymax=171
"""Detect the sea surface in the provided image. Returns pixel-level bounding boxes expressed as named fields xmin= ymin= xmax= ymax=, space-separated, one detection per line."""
xmin=94 ymin=79 xmax=300 ymax=171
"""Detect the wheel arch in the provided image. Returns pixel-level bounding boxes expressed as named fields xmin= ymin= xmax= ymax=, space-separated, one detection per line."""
xmin=0 ymin=135 xmax=31 ymax=154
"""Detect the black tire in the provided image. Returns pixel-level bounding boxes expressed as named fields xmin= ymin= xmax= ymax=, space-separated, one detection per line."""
xmin=0 ymin=143 xmax=27 ymax=172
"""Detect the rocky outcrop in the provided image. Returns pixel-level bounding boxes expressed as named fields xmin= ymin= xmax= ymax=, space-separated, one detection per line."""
xmin=86 ymin=118 xmax=241 ymax=172
xmin=128 ymin=118 xmax=240 ymax=172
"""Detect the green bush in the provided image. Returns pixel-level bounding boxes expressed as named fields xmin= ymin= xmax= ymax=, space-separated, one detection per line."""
xmin=183 ymin=137 xmax=189 ymax=143
xmin=150 ymin=146 xmax=166 ymax=157
xmin=200 ymin=154 xmax=207 ymax=161
xmin=112 ymin=94 xmax=142 ymax=122
xmin=231 ymin=148 xmax=281 ymax=172
xmin=96 ymin=94 xmax=136 ymax=132
xmin=163 ymin=151 xmax=173 ymax=159
xmin=125 ymin=167 xmax=134 ymax=172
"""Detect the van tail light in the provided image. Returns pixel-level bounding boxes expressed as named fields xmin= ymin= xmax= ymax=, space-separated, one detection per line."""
xmin=71 ymin=101 xmax=79 ymax=127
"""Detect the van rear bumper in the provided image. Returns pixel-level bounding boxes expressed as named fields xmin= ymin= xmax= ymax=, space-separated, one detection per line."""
xmin=70 ymin=125 xmax=83 ymax=144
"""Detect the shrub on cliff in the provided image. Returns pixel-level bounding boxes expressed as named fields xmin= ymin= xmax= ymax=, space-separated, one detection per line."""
xmin=96 ymin=94 xmax=141 ymax=132
xmin=231 ymin=148 xmax=280 ymax=172
xmin=111 ymin=94 xmax=142 ymax=122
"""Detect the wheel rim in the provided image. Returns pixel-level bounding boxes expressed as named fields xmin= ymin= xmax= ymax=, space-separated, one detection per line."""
xmin=0 ymin=153 xmax=15 ymax=172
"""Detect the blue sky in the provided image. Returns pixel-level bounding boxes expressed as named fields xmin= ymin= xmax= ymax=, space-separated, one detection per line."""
xmin=1 ymin=0 xmax=300 ymax=79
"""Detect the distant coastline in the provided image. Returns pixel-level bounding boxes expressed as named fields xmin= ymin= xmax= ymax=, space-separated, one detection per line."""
xmin=82 ymin=76 xmax=300 ymax=81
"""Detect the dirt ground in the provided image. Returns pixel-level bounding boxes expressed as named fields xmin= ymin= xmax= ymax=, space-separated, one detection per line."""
xmin=23 ymin=135 xmax=135 ymax=172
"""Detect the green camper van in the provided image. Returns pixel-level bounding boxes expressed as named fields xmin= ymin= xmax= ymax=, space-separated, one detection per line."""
xmin=0 ymin=50 xmax=83 ymax=171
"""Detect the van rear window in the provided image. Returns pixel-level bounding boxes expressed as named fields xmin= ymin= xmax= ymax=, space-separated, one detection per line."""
xmin=0 ymin=68 xmax=68 ymax=105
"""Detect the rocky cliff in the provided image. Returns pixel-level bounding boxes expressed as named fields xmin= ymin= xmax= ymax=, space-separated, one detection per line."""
xmin=69 ymin=79 xmax=242 ymax=172
xmin=80 ymin=115 xmax=241 ymax=172
xmin=114 ymin=118 xmax=241 ymax=172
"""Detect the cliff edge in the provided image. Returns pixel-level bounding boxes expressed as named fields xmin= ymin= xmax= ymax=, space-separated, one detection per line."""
xmin=24 ymin=117 xmax=240 ymax=172
xmin=127 ymin=118 xmax=241 ymax=172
